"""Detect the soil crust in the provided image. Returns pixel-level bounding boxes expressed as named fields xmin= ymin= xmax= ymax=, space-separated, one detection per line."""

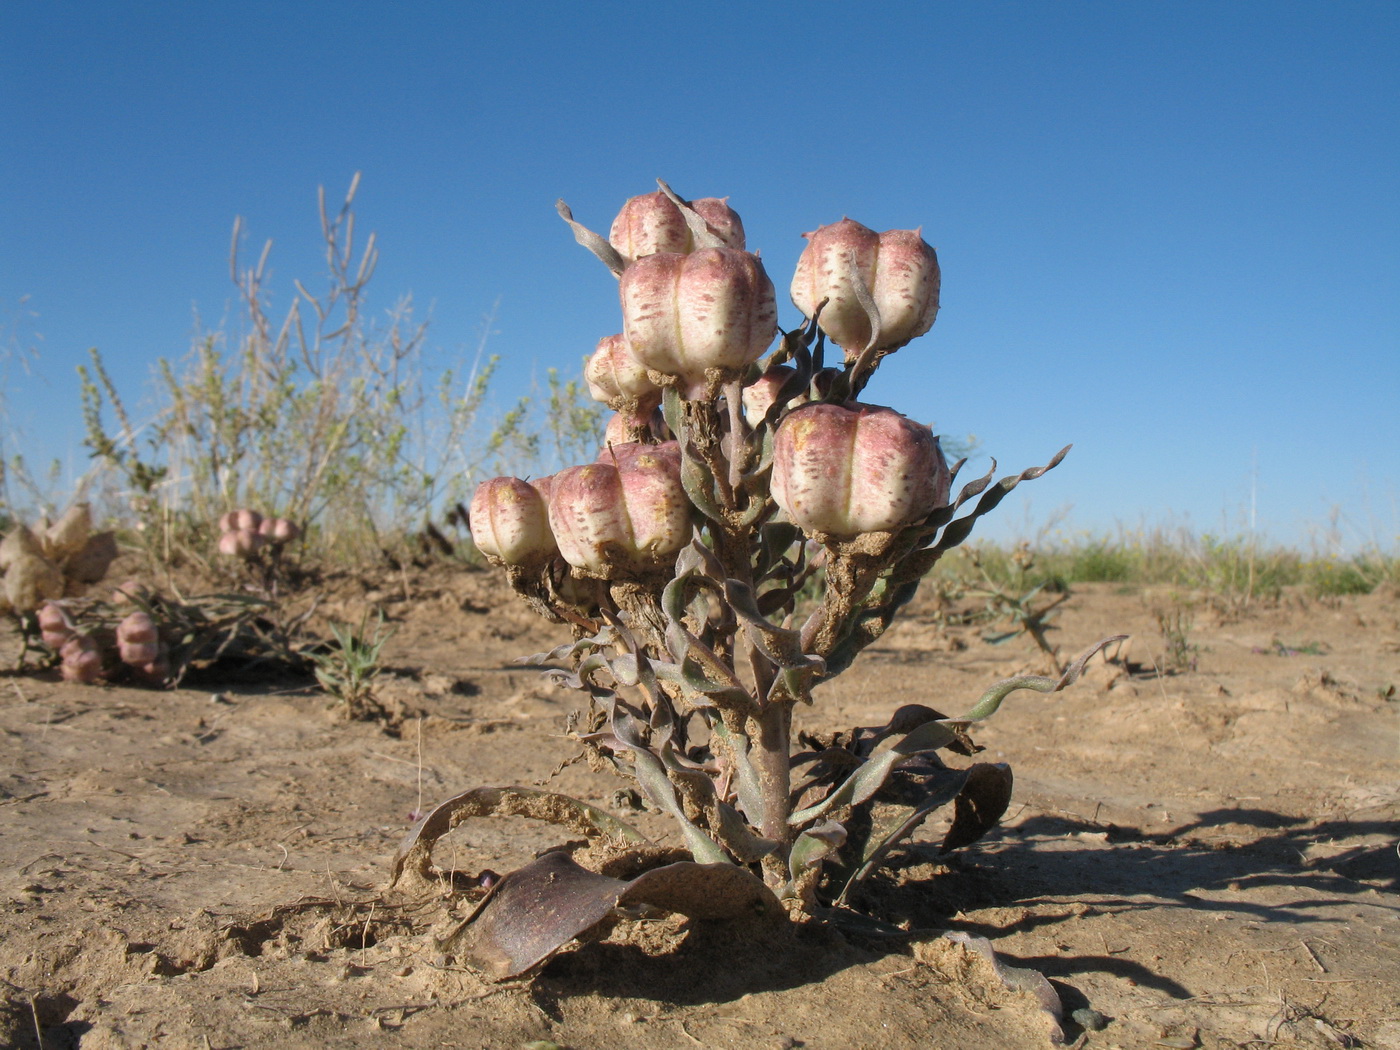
xmin=3 ymin=571 xmax=1397 ymax=1049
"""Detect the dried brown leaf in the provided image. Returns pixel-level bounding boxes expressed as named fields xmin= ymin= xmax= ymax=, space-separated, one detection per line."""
xmin=450 ymin=850 xmax=781 ymax=980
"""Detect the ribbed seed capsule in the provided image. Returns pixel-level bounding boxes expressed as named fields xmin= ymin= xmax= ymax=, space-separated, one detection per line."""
xmin=772 ymin=402 xmax=948 ymax=540
xmin=469 ymin=477 xmax=558 ymax=569
xmin=608 ymin=190 xmax=745 ymax=265
xmin=790 ymin=219 xmax=940 ymax=358
xmin=584 ymin=333 xmax=663 ymax=412
xmin=548 ymin=443 xmax=690 ymax=577
xmin=620 ymin=248 xmax=777 ymax=399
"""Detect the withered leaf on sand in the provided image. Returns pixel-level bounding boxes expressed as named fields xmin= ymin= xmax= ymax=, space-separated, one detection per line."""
xmin=444 ymin=850 xmax=781 ymax=980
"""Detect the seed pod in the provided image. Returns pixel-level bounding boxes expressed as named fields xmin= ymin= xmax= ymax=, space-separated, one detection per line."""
xmin=233 ymin=508 xmax=263 ymax=533
xmin=259 ymin=517 xmax=301 ymax=545
xmin=117 ymin=610 xmax=159 ymax=646
xmin=469 ymin=477 xmax=558 ymax=569
xmin=0 ymin=525 xmax=43 ymax=572
xmin=741 ymin=365 xmax=807 ymax=427
xmin=116 ymin=612 xmax=169 ymax=679
xmin=529 ymin=475 xmax=555 ymax=504
xmin=37 ymin=602 xmax=75 ymax=650
xmin=5 ymin=553 xmax=65 ymax=613
xmin=620 ymin=248 xmax=777 ymax=399
xmin=609 ymin=190 xmax=745 ymax=265
xmin=603 ymin=407 xmax=668 ymax=449
xmin=790 ymin=219 xmax=940 ymax=358
xmin=119 ymin=640 xmax=162 ymax=666
xmin=584 ymin=334 xmax=663 ymax=412
xmin=595 ymin=439 xmax=682 ymax=469
xmin=218 ymin=529 xmax=263 ymax=559
xmin=772 ymin=402 xmax=948 ymax=540
xmin=548 ymin=446 xmax=692 ymax=578
xmin=60 ymin=634 xmax=104 ymax=684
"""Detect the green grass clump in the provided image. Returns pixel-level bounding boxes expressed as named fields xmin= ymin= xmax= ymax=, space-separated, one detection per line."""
xmin=940 ymin=526 xmax=1396 ymax=602
xmin=1055 ymin=539 xmax=1135 ymax=583
xmin=1304 ymin=555 xmax=1392 ymax=596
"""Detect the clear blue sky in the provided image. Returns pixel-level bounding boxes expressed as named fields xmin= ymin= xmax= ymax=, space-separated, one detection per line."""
xmin=4 ymin=1 xmax=1397 ymax=550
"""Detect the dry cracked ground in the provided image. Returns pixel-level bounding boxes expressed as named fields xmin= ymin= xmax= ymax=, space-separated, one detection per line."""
xmin=2 ymin=571 xmax=1397 ymax=1049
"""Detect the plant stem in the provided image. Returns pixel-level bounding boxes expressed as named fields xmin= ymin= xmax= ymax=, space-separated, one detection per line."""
xmin=748 ymin=699 xmax=794 ymax=887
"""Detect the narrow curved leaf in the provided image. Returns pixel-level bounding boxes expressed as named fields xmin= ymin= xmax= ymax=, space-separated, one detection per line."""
xmin=661 ymin=385 xmax=685 ymax=444
xmin=520 ymin=622 xmax=618 ymax=668
xmin=710 ymin=718 xmax=767 ymax=825
xmin=711 ymin=797 xmax=779 ymax=863
xmin=788 ymin=820 xmax=847 ymax=885
xmin=681 ymin=449 xmax=725 ymax=523
xmin=659 ymin=567 xmax=752 ymax=710
xmin=724 ymin=575 xmax=823 ymax=679
xmin=611 ymin=709 xmax=730 ymax=865
xmin=756 ymin=522 xmax=802 ymax=577
xmin=391 ymin=786 xmax=649 ymax=886
xmin=670 ymin=654 xmax=754 ymax=709
xmin=656 ymin=179 xmax=728 ymax=250
xmin=834 ymin=767 xmax=970 ymax=905
xmin=788 ymin=715 xmax=959 ymax=826
xmin=555 ymin=199 xmax=625 ymax=276
xmin=921 ymin=459 xmax=996 ymax=533
xmin=930 ymin=446 xmax=1071 ymax=555
xmin=790 ymin=637 xmax=1117 ymax=832
xmin=953 ymin=634 xmax=1127 ymax=724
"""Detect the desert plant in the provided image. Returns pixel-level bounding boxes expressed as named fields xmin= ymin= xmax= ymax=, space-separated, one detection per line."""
xmin=307 ymin=608 xmax=396 ymax=720
xmin=393 ymin=182 xmax=1121 ymax=980
xmin=213 ymin=507 xmax=304 ymax=597
xmin=74 ymin=175 xmax=533 ymax=567
xmin=1152 ymin=598 xmax=1199 ymax=673
xmin=958 ymin=543 xmax=1070 ymax=673
xmin=23 ymin=578 xmax=307 ymax=687
xmin=1307 ymin=554 xmax=1384 ymax=596
xmin=1 ymin=504 xmax=119 ymax=662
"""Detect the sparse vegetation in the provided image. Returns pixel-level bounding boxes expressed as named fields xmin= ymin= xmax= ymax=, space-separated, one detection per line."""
xmin=936 ymin=526 xmax=1398 ymax=603
xmin=1152 ymin=598 xmax=1199 ymax=674
xmin=68 ymin=174 xmax=602 ymax=572
xmin=953 ymin=543 xmax=1071 ymax=673
xmin=307 ymin=608 xmax=396 ymax=721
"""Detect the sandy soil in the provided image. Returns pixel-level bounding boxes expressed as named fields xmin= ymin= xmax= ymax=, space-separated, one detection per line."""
xmin=2 ymin=569 xmax=1396 ymax=1049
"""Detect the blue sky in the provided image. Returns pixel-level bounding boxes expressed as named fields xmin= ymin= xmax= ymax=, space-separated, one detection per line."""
xmin=3 ymin=1 xmax=1397 ymax=550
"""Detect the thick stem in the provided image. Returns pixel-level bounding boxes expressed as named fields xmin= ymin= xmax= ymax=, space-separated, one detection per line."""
xmin=748 ymin=700 xmax=793 ymax=889
xmin=609 ymin=579 xmax=669 ymax=652
xmin=799 ymin=534 xmax=894 ymax=657
xmin=683 ymin=398 xmax=737 ymax=512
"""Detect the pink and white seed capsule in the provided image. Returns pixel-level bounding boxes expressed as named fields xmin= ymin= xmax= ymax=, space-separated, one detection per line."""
xmin=469 ymin=477 xmax=559 ymax=570
xmin=772 ymin=402 xmax=948 ymax=540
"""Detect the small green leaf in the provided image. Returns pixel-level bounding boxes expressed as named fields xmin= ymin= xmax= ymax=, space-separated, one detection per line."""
xmin=788 ymin=820 xmax=847 ymax=881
